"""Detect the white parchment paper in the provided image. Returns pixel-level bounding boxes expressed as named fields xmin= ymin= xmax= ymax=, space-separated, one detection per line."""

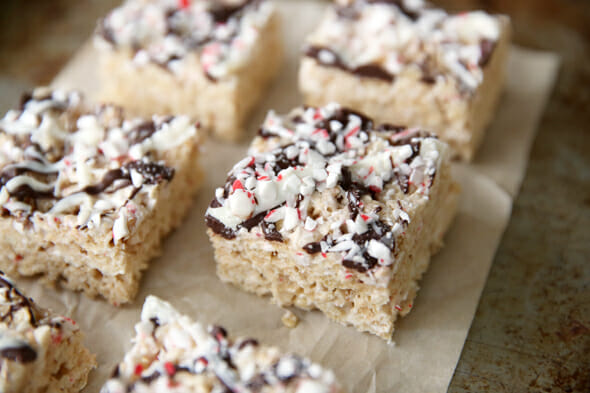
xmin=12 ymin=1 xmax=560 ymax=392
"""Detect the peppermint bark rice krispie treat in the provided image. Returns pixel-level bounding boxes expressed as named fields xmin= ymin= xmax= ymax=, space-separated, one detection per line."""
xmin=0 ymin=271 xmax=95 ymax=393
xmin=205 ymin=103 xmax=459 ymax=340
xmin=0 ymin=88 xmax=203 ymax=304
xmin=299 ymin=0 xmax=511 ymax=161
xmin=95 ymin=0 xmax=282 ymax=141
xmin=101 ymin=295 xmax=342 ymax=393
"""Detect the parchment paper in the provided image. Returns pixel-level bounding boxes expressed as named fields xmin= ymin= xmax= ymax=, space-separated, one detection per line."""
xmin=13 ymin=2 xmax=560 ymax=392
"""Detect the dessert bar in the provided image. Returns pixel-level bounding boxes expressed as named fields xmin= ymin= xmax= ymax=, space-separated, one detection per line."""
xmin=205 ymin=103 xmax=459 ymax=339
xmin=0 ymin=271 xmax=95 ymax=393
xmin=299 ymin=0 xmax=511 ymax=161
xmin=0 ymin=88 xmax=202 ymax=304
xmin=95 ymin=0 xmax=283 ymax=141
xmin=101 ymin=295 xmax=342 ymax=392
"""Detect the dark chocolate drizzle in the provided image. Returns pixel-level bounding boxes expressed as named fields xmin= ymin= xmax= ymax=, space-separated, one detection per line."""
xmin=302 ymin=241 xmax=322 ymax=254
xmin=343 ymin=220 xmax=394 ymax=272
xmin=205 ymin=215 xmax=237 ymax=239
xmin=238 ymin=338 xmax=259 ymax=350
xmin=0 ymin=345 xmax=37 ymax=363
xmin=127 ymin=120 xmax=156 ymax=146
xmin=0 ymin=273 xmax=37 ymax=327
xmin=82 ymin=161 xmax=174 ymax=195
xmin=304 ymin=45 xmax=394 ymax=83
xmin=98 ymin=0 xmax=260 ymax=81
xmin=209 ymin=0 xmax=256 ymax=23
xmin=366 ymin=0 xmax=421 ymax=20
xmin=0 ymin=166 xmax=57 ymax=202
xmin=261 ymin=221 xmax=282 ymax=242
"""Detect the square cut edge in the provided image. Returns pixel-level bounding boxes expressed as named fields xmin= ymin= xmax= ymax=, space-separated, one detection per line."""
xmin=299 ymin=5 xmax=511 ymax=162
xmin=96 ymin=3 xmax=283 ymax=142
xmin=0 ymin=88 xmax=204 ymax=304
xmin=205 ymin=104 xmax=460 ymax=340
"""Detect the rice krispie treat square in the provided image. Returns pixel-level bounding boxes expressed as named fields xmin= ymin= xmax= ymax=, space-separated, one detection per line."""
xmin=0 ymin=88 xmax=203 ymax=304
xmin=0 ymin=271 xmax=96 ymax=393
xmin=95 ymin=0 xmax=283 ymax=142
xmin=101 ymin=295 xmax=343 ymax=392
xmin=299 ymin=0 xmax=511 ymax=161
xmin=205 ymin=103 xmax=459 ymax=340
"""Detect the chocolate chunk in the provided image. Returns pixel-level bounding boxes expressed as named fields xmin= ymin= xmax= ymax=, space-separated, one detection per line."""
xmin=205 ymin=215 xmax=237 ymax=240
xmin=352 ymin=64 xmax=394 ymax=82
xmin=261 ymin=221 xmax=283 ymax=242
xmin=342 ymin=257 xmax=377 ymax=273
xmin=241 ymin=211 xmax=266 ymax=231
xmin=209 ymin=198 xmax=222 ymax=208
xmin=272 ymin=149 xmax=300 ymax=172
xmin=125 ymin=161 xmax=175 ymax=185
xmin=302 ymin=241 xmax=322 ymax=254
xmin=0 ymin=345 xmax=37 ymax=363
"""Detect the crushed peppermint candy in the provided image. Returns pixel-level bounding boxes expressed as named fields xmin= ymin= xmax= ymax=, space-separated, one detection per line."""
xmin=304 ymin=0 xmax=503 ymax=92
xmin=206 ymin=103 xmax=446 ymax=274
xmin=0 ymin=87 xmax=198 ymax=245
xmin=101 ymin=295 xmax=340 ymax=392
xmin=95 ymin=0 xmax=275 ymax=80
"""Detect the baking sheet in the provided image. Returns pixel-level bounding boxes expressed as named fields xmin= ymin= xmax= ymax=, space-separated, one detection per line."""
xmin=12 ymin=1 xmax=560 ymax=392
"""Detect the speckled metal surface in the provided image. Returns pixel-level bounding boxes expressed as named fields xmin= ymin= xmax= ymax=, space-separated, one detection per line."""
xmin=0 ymin=0 xmax=588 ymax=392
xmin=439 ymin=1 xmax=590 ymax=392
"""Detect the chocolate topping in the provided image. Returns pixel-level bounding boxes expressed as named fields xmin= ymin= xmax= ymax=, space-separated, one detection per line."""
xmin=302 ymin=241 xmax=322 ymax=254
xmin=350 ymin=64 xmax=395 ymax=82
xmin=238 ymin=338 xmax=259 ymax=350
xmin=0 ymin=274 xmax=37 ymax=326
xmin=209 ymin=0 xmax=256 ymax=23
xmin=261 ymin=221 xmax=282 ymax=242
xmin=82 ymin=161 xmax=174 ymax=195
xmin=304 ymin=45 xmax=394 ymax=83
xmin=205 ymin=214 xmax=237 ymax=240
xmin=0 ymin=345 xmax=37 ymax=363
xmin=127 ymin=120 xmax=156 ymax=146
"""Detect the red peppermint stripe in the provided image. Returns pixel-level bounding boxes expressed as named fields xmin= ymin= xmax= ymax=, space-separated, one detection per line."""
xmin=232 ymin=179 xmax=244 ymax=190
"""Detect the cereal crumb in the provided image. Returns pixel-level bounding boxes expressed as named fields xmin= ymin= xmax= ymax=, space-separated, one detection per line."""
xmin=281 ymin=310 xmax=299 ymax=328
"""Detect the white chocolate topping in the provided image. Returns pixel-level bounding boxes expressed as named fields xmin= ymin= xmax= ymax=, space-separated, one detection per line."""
xmin=101 ymin=296 xmax=340 ymax=392
xmin=305 ymin=0 xmax=503 ymax=91
xmin=96 ymin=0 xmax=275 ymax=80
xmin=206 ymin=103 xmax=448 ymax=275
xmin=0 ymin=88 xmax=199 ymax=245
